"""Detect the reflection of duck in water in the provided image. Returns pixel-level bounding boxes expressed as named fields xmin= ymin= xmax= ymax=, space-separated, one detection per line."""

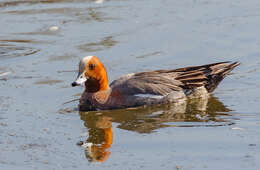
xmin=78 ymin=96 xmax=232 ymax=162
xmin=71 ymin=55 xmax=239 ymax=111
xmin=78 ymin=115 xmax=113 ymax=162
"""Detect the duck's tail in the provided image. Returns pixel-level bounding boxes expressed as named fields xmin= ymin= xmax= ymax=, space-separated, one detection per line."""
xmin=175 ymin=61 xmax=240 ymax=93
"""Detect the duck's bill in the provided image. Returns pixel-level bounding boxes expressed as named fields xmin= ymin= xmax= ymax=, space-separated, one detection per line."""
xmin=71 ymin=72 xmax=87 ymax=87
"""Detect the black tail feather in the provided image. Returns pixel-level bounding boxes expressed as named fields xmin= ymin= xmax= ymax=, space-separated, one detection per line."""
xmin=175 ymin=61 xmax=240 ymax=93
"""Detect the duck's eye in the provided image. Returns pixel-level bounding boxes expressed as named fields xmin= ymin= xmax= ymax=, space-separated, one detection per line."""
xmin=89 ymin=63 xmax=95 ymax=70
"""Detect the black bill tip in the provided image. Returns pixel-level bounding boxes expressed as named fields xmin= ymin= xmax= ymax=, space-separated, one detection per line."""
xmin=71 ymin=82 xmax=78 ymax=87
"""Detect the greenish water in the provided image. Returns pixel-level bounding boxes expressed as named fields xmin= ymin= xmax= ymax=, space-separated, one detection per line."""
xmin=0 ymin=0 xmax=260 ymax=169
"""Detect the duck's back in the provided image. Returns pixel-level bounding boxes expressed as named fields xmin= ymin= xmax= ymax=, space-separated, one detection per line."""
xmin=110 ymin=61 xmax=239 ymax=106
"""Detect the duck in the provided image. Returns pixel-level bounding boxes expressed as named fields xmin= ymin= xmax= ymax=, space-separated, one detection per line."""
xmin=71 ymin=56 xmax=239 ymax=111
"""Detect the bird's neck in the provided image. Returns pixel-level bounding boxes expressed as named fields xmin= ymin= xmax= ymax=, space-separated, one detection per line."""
xmin=85 ymin=74 xmax=109 ymax=93
xmin=99 ymin=73 xmax=109 ymax=91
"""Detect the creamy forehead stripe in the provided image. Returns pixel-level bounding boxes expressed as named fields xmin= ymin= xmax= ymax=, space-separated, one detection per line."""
xmin=81 ymin=56 xmax=93 ymax=64
xmin=79 ymin=56 xmax=93 ymax=72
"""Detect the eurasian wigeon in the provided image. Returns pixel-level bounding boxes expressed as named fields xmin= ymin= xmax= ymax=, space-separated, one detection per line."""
xmin=72 ymin=56 xmax=239 ymax=111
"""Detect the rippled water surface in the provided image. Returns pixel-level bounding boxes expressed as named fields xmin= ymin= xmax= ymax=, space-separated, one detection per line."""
xmin=1 ymin=0 xmax=260 ymax=169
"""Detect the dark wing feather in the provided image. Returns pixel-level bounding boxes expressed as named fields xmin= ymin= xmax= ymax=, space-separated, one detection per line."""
xmin=110 ymin=72 xmax=183 ymax=96
xmin=110 ymin=61 xmax=239 ymax=96
xmin=175 ymin=61 xmax=240 ymax=92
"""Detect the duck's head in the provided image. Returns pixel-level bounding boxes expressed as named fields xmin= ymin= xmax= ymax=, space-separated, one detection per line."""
xmin=72 ymin=56 xmax=109 ymax=93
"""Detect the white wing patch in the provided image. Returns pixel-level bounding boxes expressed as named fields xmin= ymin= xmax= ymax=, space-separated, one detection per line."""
xmin=134 ymin=94 xmax=164 ymax=99
xmin=125 ymin=73 xmax=135 ymax=78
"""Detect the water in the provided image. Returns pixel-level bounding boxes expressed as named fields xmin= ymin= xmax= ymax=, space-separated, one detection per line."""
xmin=0 ymin=0 xmax=260 ymax=169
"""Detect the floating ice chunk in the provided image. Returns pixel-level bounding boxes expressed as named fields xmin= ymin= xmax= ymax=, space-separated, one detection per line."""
xmin=49 ymin=26 xmax=59 ymax=31
xmin=231 ymin=127 xmax=244 ymax=130
xmin=0 ymin=72 xmax=11 ymax=77
xmin=95 ymin=0 xmax=104 ymax=4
